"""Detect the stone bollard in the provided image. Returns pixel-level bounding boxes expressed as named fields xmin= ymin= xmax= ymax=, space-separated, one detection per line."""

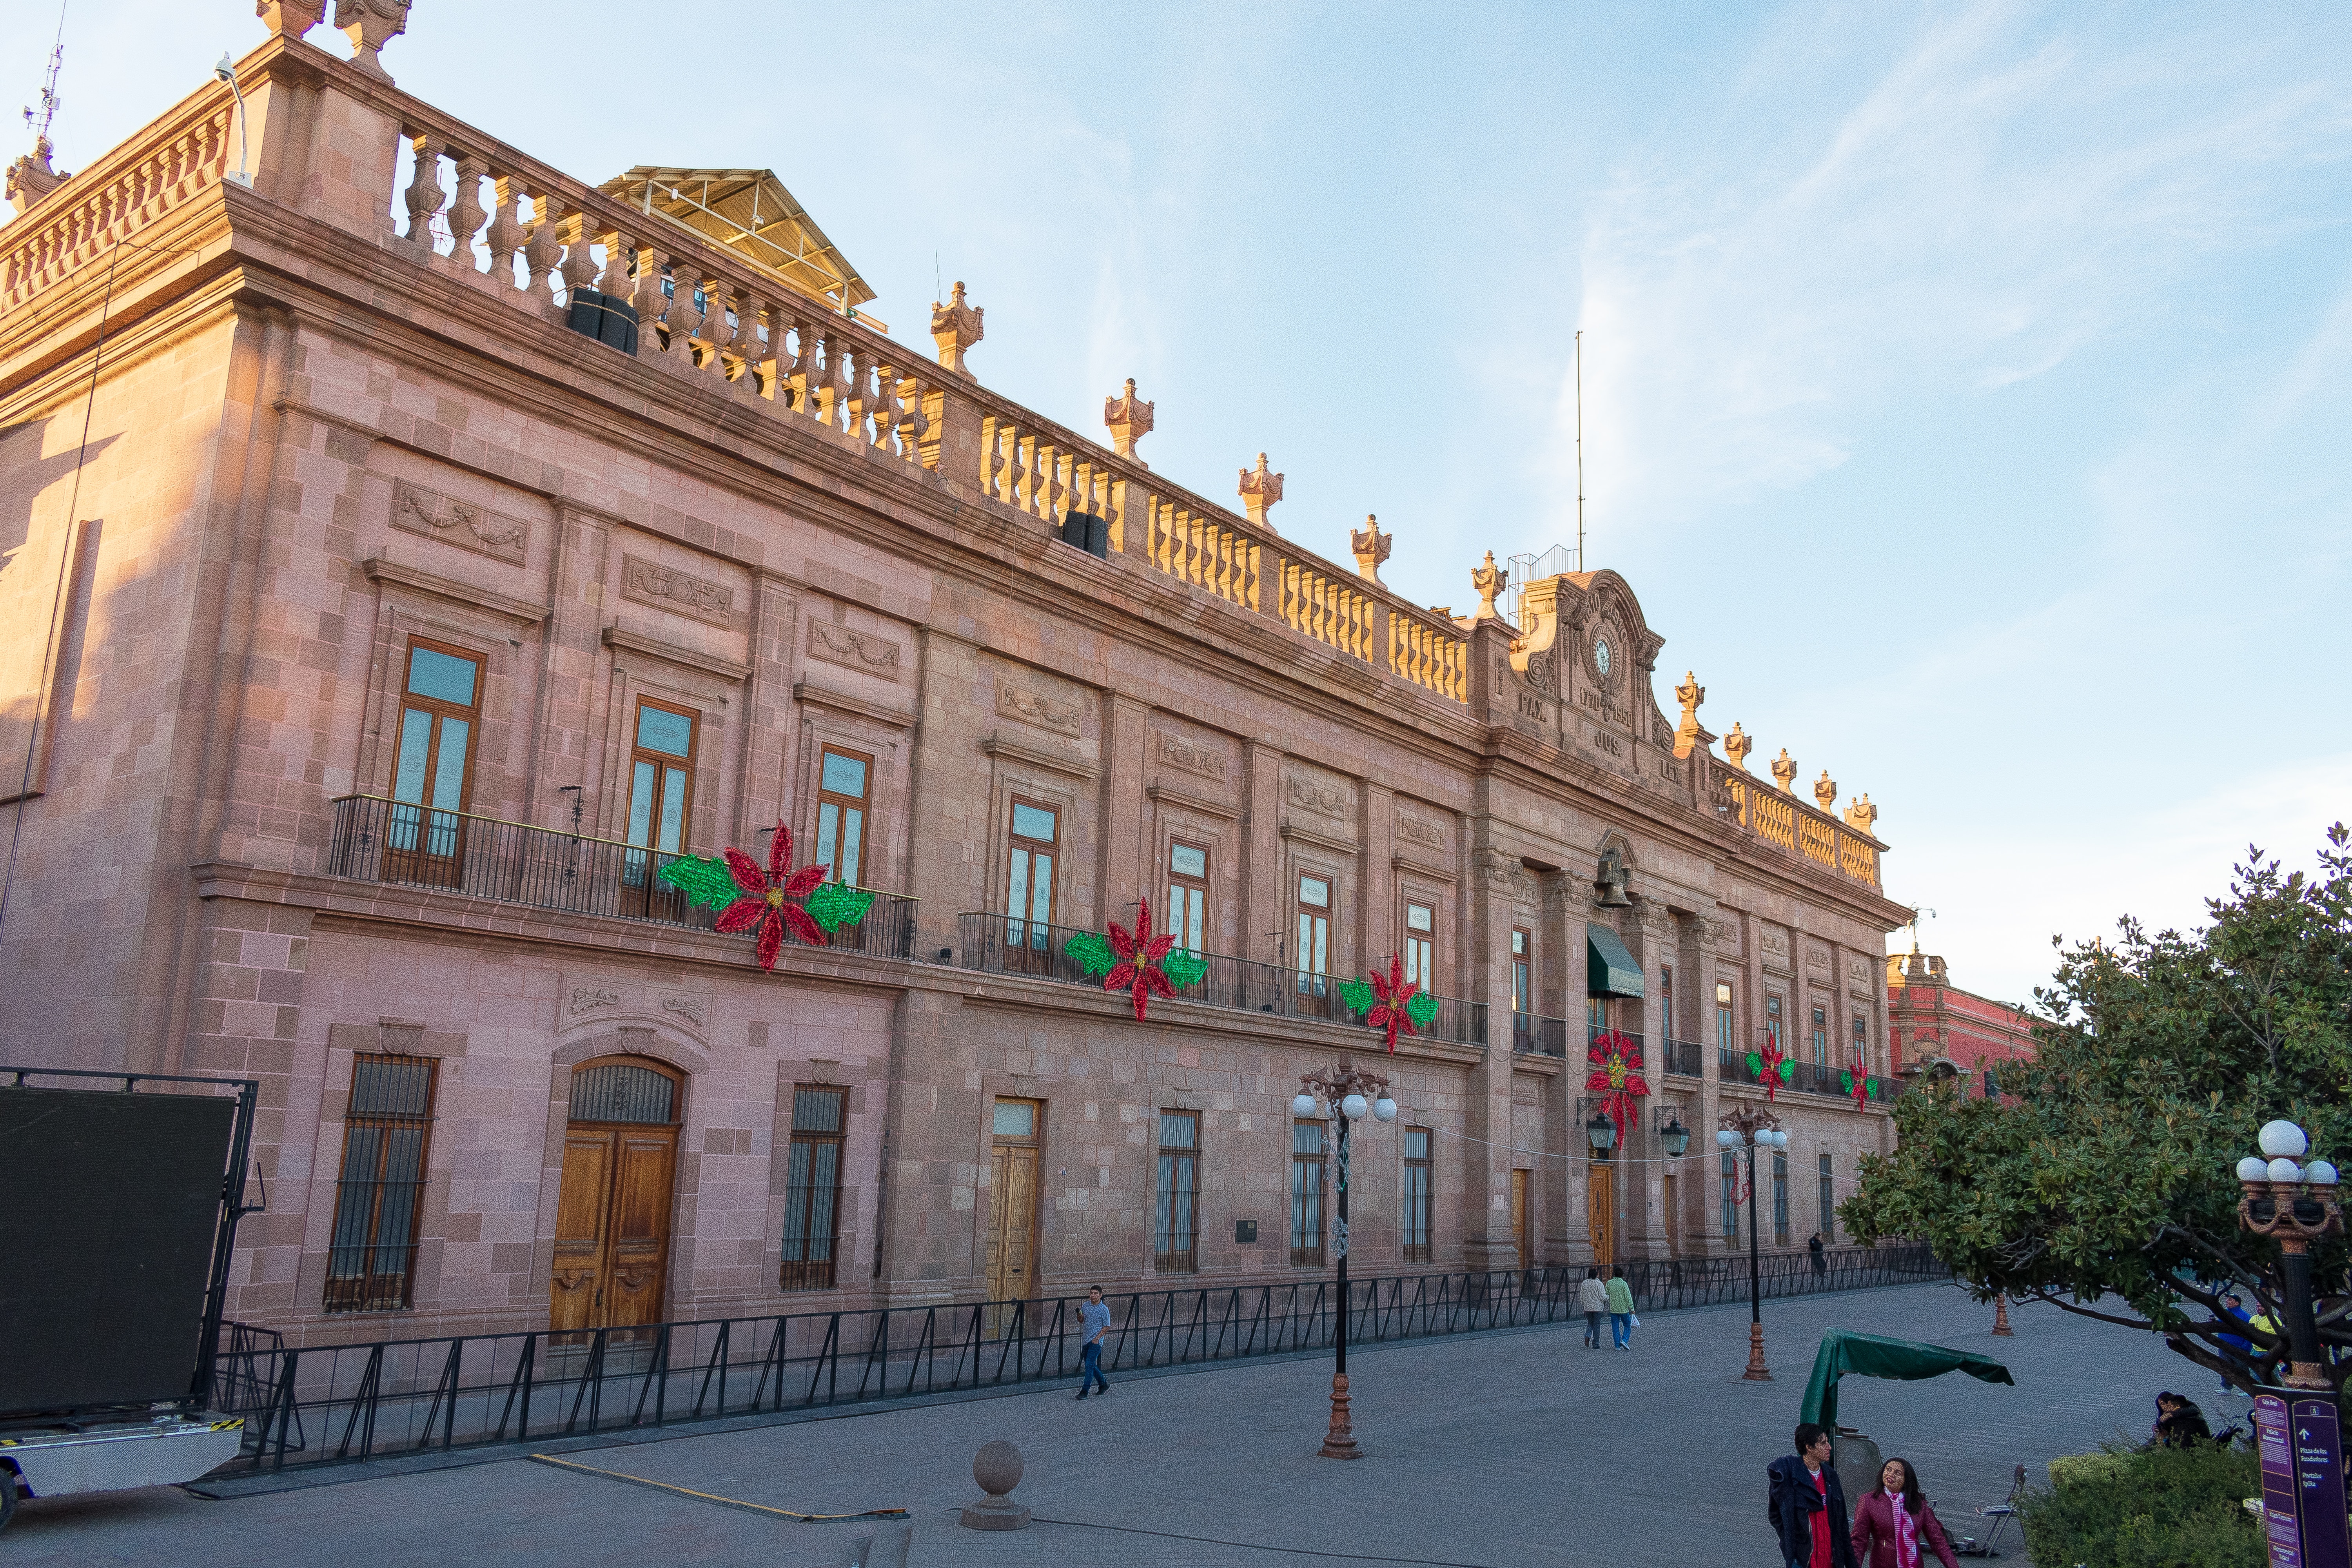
xmin=959 ymin=1439 xmax=1032 ymax=1530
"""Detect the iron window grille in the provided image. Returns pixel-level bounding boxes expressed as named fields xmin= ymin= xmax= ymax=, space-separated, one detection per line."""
xmin=1772 ymin=1151 xmax=1790 ymax=1245
xmin=569 ymin=1063 xmax=677 ymax=1124
xmin=1290 ymin=1119 xmax=1325 ymax=1267
xmin=780 ymin=1085 xmax=848 ymax=1290
xmin=324 ymin=1054 xmax=439 ymax=1313
xmin=1402 ymin=1127 xmax=1434 ymax=1262
xmin=1154 ymin=1111 xmax=1199 ymax=1274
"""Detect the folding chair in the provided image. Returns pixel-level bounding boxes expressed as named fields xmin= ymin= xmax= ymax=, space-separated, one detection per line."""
xmin=1957 ymin=1464 xmax=2027 ymax=1557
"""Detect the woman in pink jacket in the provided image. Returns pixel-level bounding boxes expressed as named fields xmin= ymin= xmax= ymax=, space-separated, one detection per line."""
xmin=1850 ymin=1457 xmax=1959 ymax=1568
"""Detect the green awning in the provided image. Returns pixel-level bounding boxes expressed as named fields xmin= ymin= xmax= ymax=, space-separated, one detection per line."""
xmin=1799 ymin=1329 xmax=2014 ymax=1429
xmin=1586 ymin=923 xmax=1644 ymax=998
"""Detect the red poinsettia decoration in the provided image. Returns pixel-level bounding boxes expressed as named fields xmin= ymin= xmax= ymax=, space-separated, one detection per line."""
xmin=1101 ymin=896 xmax=1179 ymax=1022
xmin=1339 ymin=954 xmax=1438 ymax=1054
xmin=711 ymin=823 xmax=828 ymax=971
xmin=1751 ymin=1034 xmax=1789 ymax=1103
xmin=1584 ymin=1029 xmax=1651 ymax=1151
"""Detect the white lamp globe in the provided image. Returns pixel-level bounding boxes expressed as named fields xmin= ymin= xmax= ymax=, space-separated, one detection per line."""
xmin=1292 ymin=1092 xmax=1318 ymax=1118
xmin=1767 ymin=1129 xmax=1789 ymax=1149
xmin=2268 ymin=1157 xmax=2305 ymax=1183
xmin=2307 ymin=1160 xmax=2340 ymax=1187
xmin=1372 ymin=1096 xmax=1398 ymax=1122
xmin=1716 ymin=1129 xmax=1740 ymax=1149
xmin=2238 ymin=1156 xmax=2274 ymax=1182
xmin=1340 ymin=1093 xmax=1369 ymax=1121
xmin=2259 ymin=1120 xmax=2310 ymax=1159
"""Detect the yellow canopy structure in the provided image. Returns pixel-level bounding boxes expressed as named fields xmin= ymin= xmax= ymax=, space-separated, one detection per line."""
xmin=597 ymin=167 xmax=875 ymax=319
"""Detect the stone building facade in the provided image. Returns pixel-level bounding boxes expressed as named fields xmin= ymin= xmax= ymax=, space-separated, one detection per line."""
xmin=1886 ymin=948 xmax=2041 ymax=1098
xmin=0 ymin=10 xmax=1911 ymax=1344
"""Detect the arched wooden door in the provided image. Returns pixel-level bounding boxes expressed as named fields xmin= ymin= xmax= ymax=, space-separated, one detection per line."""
xmin=552 ymin=1057 xmax=682 ymax=1334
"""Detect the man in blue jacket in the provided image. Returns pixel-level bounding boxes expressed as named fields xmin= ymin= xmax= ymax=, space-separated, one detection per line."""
xmin=1768 ymin=1423 xmax=1855 ymax=1568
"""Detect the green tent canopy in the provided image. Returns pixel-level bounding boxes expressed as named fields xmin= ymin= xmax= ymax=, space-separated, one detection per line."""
xmin=1799 ymin=1329 xmax=2014 ymax=1430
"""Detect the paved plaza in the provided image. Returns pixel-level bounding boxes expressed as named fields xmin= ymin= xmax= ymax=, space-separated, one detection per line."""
xmin=10 ymin=1281 xmax=2187 ymax=1566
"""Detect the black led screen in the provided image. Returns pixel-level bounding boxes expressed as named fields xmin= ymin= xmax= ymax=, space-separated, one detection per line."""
xmin=0 ymin=1087 xmax=235 ymax=1414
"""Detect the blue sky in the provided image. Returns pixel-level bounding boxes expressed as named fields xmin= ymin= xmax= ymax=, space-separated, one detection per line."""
xmin=26 ymin=2 xmax=2350 ymax=1007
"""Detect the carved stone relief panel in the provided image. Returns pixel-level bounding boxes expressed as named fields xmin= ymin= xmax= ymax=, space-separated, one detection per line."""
xmin=1285 ymin=772 xmax=1351 ymax=818
xmin=1760 ymin=924 xmax=1792 ymax=974
xmin=998 ymin=681 xmax=1083 ymax=737
xmin=567 ymin=983 xmax=621 ymax=1018
xmin=1395 ymin=811 xmax=1446 ymax=852
xmin=657 ymin=990 xmax=711 ymax=1034
xmin=621 ymin=553 xmax=737 ymax=628
xmin=1156 ymin=731 xmax=1228 ymax=781
xmin=1807 ymin=942 xmax=1833 ymax=977
xmin=392 ymin=479 xmax=528 ymax=565
xmin=807 ymin=621 xmax=904 ymax=682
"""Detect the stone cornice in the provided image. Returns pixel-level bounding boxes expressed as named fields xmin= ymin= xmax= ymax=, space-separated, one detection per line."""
xmin=601 ymin=625 xmax=751 ymax=682
xmin=1144 ymin=783 xmax=1240 ymax=822
xmin=361 ymin=555 xmax=545 ymax=624
xmin=791 ymin=678 xmax=916 ymax=729
xmin=981 ymin=732 xmax=1100 ymax=781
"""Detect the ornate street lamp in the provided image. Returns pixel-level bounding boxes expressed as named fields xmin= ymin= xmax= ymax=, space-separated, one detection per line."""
xmin=2234 ymin=1118 xmax=2343 ymax=1389
xmin=1584 ymin=1108 xmax=1617 ymax=1156
xmin=1717 ymin=1105 xmax=1788 ymax=1381
xmin=1294 ymin=1062 xmax=1397 ymax=1459
xmin=1656 ymin=1108 xmax=1690 ymax=1160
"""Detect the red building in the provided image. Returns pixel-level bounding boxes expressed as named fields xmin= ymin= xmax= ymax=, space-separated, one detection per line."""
xmin=1884 ymin=950 xmax=2040 ymax=1096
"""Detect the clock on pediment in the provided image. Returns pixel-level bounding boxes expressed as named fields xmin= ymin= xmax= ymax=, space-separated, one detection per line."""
xmin=1584 ymin=619 xmax=1624 ymax=696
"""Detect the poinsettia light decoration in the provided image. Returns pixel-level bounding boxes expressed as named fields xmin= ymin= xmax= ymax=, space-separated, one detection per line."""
xmin=658 ymin=823 xmax=873 ymax=971
xmin=1065 ymin=897 xmax=1208 ymax=1022
xmin=1584 ymin=1029 xmax=1651 ymax=1150
xmin=1338 ymin=955 xmax=1440 ymax=1053
xmin=1746 ymin=1033 xmax=1793 ymax=1103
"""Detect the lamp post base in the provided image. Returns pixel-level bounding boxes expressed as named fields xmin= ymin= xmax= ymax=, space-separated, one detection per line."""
xmin=1991 ymin=1295 xmax=2014 ymax=1336
xmin=1742 ymin=1321 xmax=1773 ymax=1381
xmin=1318 ymin=1372 xmax=1362 ymax=1459
xmin=2287 ymin=1360 xmax=2332 ymax=1390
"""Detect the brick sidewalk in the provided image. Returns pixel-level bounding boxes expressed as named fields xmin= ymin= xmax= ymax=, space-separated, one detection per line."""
xmin=3 ymin=1281 xmax=2190 ymax=1566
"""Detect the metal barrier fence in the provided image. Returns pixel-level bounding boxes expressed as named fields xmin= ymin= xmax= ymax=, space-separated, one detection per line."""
xmin=212 ymin=1244 xmax=1940 ymax=1474
xmin=955 ymin=911 xmax=1487 ymax=1046
xmin=326 ymin=795 xmax=917 ymax=961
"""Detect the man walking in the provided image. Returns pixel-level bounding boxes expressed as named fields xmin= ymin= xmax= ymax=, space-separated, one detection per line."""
xmin=1580 ymin=1270 xmax=1609 ymax=1348
xmin=1076 ymin=1285 xmax=1111 ymax=1399
xmin=1604 ymin=1266 xmax=1635 ymax=1350
xmin=1768 ymin=1422 xmax=1855 ymax=1568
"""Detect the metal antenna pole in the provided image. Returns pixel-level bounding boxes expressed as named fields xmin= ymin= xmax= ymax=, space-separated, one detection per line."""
xmin=1574 ymin=329 xmax=1586 ymax=573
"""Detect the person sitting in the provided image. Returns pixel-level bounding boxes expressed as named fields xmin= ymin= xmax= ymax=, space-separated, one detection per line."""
xmin=2152 ymin=1391 xmax=2212 ymax=1448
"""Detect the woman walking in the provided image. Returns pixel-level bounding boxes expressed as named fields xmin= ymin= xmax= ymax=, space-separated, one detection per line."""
xmin=1850 ymin=1457 xmax=1958 ymax=1568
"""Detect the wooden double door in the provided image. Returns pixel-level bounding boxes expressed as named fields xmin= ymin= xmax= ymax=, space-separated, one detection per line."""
xmin=552 ymin=1059 xmax=682 ymax=1334
xmin=984 ymin=1098 xmax=1042 ymax=1331
xmin=1587 ymin=1159 xmax=1616 ymax=1269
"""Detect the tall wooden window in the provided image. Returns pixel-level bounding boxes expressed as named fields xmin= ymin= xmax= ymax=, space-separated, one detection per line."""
xmin=1811 ymin=1005 xmax=1829 ymax=1067
xmin=1772 ymin=1150 xmax=1790 ymax=1245
xmin=388 ymin=640 xmax=482 ymax=877
xmin=1716 ymin=982 xmax=1736 ymax=1063
xmin=1166 ymin=842 xmax=1208 ymax=953
xmin=1765 ymin=994 xmax=1783 ymax=1054
xmin=1510 ymin=928 xmax=1533 ymax=1051
xmin=1401 ymin=1127 xmax=1433 ymax=1263
xmin=1818 ymin=1151 xmax=1836 ymax=1243
xmin=1154 ymin=1111 xmax=1199 ymax=1274
xmin=1290 ymin=1119 xmax=1325 ymax=1266
xmin=1403 ymin=901 xmax=1436 ymax=992
xmin=325 ymin=1054 xmax=439 ymax=1312
xmin=813 ymin=746 xmax=871 ymax=887
xmin=1851 ymin=1011 xmax=1869 ymax=1077
xmin=1661 ymin=965 xmax=1676 ymax=1042
xmin=623 ymin=699 xmax=697 ymax=909
xmin=1588 ymin=996 xmax=1608 ymax=1041
xmin=1720 ymin=1150 xmax=1738 ymax=1238
xmin=1295 ymin=873 xmax=1331 ymax=1014
xmin=779 ymin=1085 xmax=848 ymax=1290
xmin=1004 ymin=799 xmax=1058 ymax=972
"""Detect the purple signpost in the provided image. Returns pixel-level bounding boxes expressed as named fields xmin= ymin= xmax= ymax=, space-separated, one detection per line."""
xmin=2292 ymin=1397 xmax=2351 ymax=1568
xmin=2263 ymin=1395 xmax=2307 ymax=1568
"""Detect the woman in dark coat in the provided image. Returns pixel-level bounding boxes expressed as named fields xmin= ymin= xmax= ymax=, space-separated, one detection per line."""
xmin=2153 ymin=1392 xmax=2213 ymax=1448
xmin=1851 ymin=1457 xmax=1959 ymax=1568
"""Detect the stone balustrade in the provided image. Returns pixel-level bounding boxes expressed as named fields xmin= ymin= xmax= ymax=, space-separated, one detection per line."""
xmin=1716 ymin=769 xmax=1880 ymax=889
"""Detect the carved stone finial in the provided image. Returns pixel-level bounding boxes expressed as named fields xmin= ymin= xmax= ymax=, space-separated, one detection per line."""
xmin=258 ymin=0 xmax=327 ymax=39
xmin=1469 ymin=551 xmax=1508 ymax=622
xmin=1675 ymin=671 xmax=1704 ymax=717
xmin=1812 ymin=769 xmax=1837 ymax=813
xmin=1770 ymin=748 xmax=1797 ymax=793
xmin=930 ymin=280 xmax=985 ymax=375
xmin=5 ymin=137 xmax=64 ymax=217
xmin=1238 ymin=452 xmax=1283 ymax=527
xmin=1844 ymin=793 xmax=1878 ymax=833
xmin=1722 ymin=722 xmax=1752 ymax=771
xmin=334 ymin=0 xmax=412 ymax=82
xmin=1350 ymin=515 xmax=1392 ymax=586
xmin=1103 ymin=377 xmax=1154 ymax=463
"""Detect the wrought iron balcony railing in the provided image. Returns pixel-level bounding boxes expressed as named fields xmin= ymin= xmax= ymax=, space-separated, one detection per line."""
xmin=1660 ymin=1038 xmax=1704 ymax=1077
xmin=955 ymin=912 xmax=1486 ymax=1047
xmin=325 ymin=795 xmax=916 ymax=961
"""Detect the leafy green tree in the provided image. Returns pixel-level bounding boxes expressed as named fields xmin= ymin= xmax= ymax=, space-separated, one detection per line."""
xmin=1844 ymin=826 xmax=2352 ymax=1397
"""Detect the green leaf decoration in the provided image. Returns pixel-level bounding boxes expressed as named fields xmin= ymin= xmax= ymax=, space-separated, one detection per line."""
xmin=1777 ymin=1060 xmax=1794 ymax=1083
xmin=1338 ymin=977 xmax=1376 ymax=1016
xmin=1065 ymin=930 xmax=1117 ymax=979
xmin=659 ymin=854 xmax=744 ymax=910
xmin=804 ymin=879 xmax=874 ymax=933
xmin=1841 ymin=1070 xmax=1856 ymax=1094
xmin=1161 ymin=949 xmax=1208 ymax=990
xmin=1746 ymin=1051 xmax=1764 ymax=1074
xmin=1405 ymin=991 xmax=1440 ymax=1029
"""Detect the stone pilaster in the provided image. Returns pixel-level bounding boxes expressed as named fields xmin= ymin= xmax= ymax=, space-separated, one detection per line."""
xmin=1099 ymin=696 xmax=1149 ymax=929
xmin=523 ymin=503 xmax=613 ymax=824
xmin=1459 ymin=842 xmax=1521 ymax=1272
xmin=735 ymin=573 xmax=800 ymax=843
